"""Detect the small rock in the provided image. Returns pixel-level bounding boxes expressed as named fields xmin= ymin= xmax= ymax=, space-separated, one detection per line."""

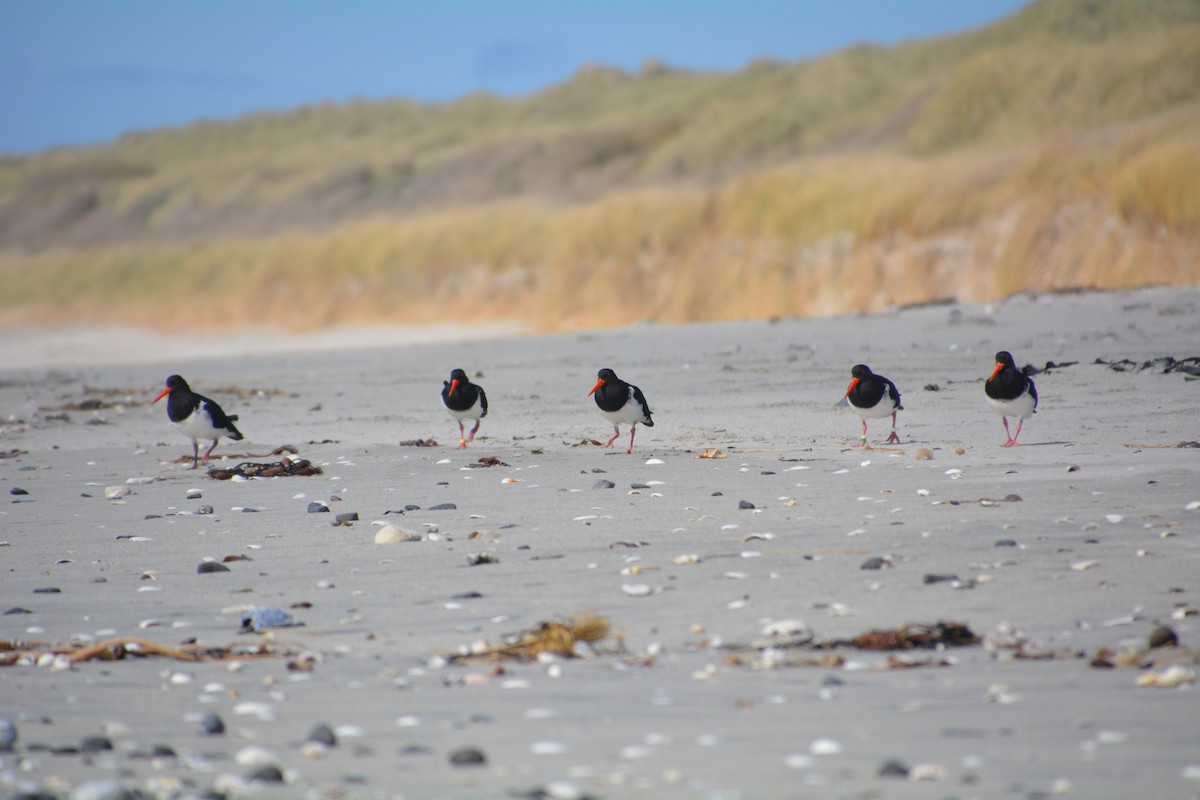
xmin=334 ymin=512 xmax=358 ymax=524
xmin=104 ymin=486 xmax=130 ymax=499
xmin=197 ymin=504 xmax=214 ymax=515
xmin=197 ymin=561 xmax=231 ymax=574
xmin=448 ymin=746 xmax=487 ymax=766
xmin=0 ymin=718 xmax=16 ymax=751
xmin=1148 ymin=625 xmax=1179 ymax=649
xmin=631 ymin=483 xmax=650 ymax=490
xmin=307 ymin=502 xmax=329 ymax=513
xmin=923 ymin=574 xmax=958 ymax=585
xmin=466 ymin=553 xmax=499 ymax=566
xmin=186 ymin=491 xmax=203 ymax=500
xmin=429 ymin=502 xmax=457 ymax=511
xmin=994 ymin=539 xmax=1018 ymax=547
xmin=79 ymin=735 xmax=114 ymax=753
xmin=240 ymin=608 xmax=301 ymax=632
xmin=878 ymin=759 xmax=910 ymax=778
xmin=860 ymin=556 xmax=889 ymax=570
xmin=246 ymin=765 xmax=284 ymax=783
xmin=307 ymin=723 xmax=336 ymax=747
xmin=738 ymin=500 xmax=756 ymax=510
xmin=200 ymin=713 xmax=226 ymax=735
xmin=33 ymin=587 xmax=62 ymax=594
xmin=9 ymin=487 xmax=28 ymax=495
xmin=5 ymin=607 xmax=33 ymax=615
xmin=592 ymin=480 xmax=616 ymax=490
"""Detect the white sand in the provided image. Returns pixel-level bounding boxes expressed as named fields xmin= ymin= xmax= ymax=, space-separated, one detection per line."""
xmin=1 ymin=286 xmax=1198 ymax=799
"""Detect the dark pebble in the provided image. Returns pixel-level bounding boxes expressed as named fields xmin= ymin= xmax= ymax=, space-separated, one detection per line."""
xmin=33 ymin=587 xmax=61 ymax=594
xmin=307 ymin=502 xmax=330 ymax=513
xmin=197 ymin=562 xmax=231 ymax=574
xmin=11 ymin=498 xmax=33 ymax=504
xmin=0 ymin=718 xmax=16 ymax=751
xmin=429 ymin=502 xmax=457 ymax=511
xmin=144 ymin=514 xmax=162 ymax=520
xmin=923 ymin=574 xmax=958 ymax=585
xmin=448 ymin=746 xmax=487 ymax=766
xmin=80 ymin=735 xmax=114 ymax=753
xmin=924 ymin=383 xmax=941 ymax=391
xmin=451 ymin=591 xmax=484 ymax=599
xmin=760 ymin=471 xmax=775 ymax=475
xmin=241 ymin=507 xmax=259 ymax=513
xmin=592 ymin=480 xmax=616 ymax=490
xmin=738 ymin=500 xmax=755 ymax=510
xmin=4 ymin=607 xmax=33 ymax=615
xmin=994 ymin=539 xmax=1018 ymax=547
xmin=9 ymin=487 xmax=29 ymax=495
xmin=186 ymin=491 xmax=203 ymax=500
xmin=151 ymin=744 xmax=177 ymax=758
xmin=307 ymin=723 xmax=337 ymax=747
xmin=404 ymin=504 xmax=420 ymax=511
xmin=335 ymin=512 xmax=359 ymax=523
xmin=711 ymin=491 xmax=723 ymax=496
xmin=246 ymin=765 xmax=284 ymax=783
xmin=631 ymin=483 xmax=650 ymax=489
xmin=860 ymin=557 xmax=888 ymax=570
xmin=197 ymin=505 xmax=214 ymax=515
xmin=200 ymin=713 xmax=225 ymax=735
xmin=820 ymin=675 xmax=844 ymax=687
xmin=1148 ymin=625 xmax=1179 ymax=649
xmin=878 ymin=759 xmax=910 ymax=778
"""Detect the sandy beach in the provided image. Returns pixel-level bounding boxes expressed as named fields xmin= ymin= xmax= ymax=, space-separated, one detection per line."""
xmin=1 ymin=285 xmax=1198 ymax=800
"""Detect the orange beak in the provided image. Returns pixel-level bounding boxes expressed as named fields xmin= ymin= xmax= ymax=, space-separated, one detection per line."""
xmin=989 ymin=362 xmax=1004 ymax=380
xmin=152 ymin=386 xmax=171 ymax=405
xmin=842 ymin=377 xmax=859 ymax=399
xmin=448 ymin=378 xmax=459 ymax=397
xmin=588 ymin=378 xmax=605 ymax=396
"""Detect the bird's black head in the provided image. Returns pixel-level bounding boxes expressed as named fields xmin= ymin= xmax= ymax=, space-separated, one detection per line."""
xmin=596 ymin=368 xmax=617 ymax=381
xmin=994 ymin=351 xmax=1016 ymax=368
xmin=449 ymin=368 xmax=469 ymax=383
xmin=165 ymin=374 xmax=187 ymax=390
xmin=850 ymin=364 xmax=873 ymax=379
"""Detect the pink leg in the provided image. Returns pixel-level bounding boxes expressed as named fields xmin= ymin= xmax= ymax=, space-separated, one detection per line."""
xmin=604 ymin=427 xmax=620 ymax=448
xmin=467 ymin=420 xmax=481 ymax=442
xmin=856 ymin=419 xmax=868 ymax=447
xmin=886 ymin=412 xmax=900 ymax=444
xmin=457 ymin=421 xmax=468 ymax=449
xmin=1009 ymin=419 xmax=1024 ymax=447
xmin=190 ymin=441 xmax=200 ymax=469
xmin=1001 ymin=418 xmax=1015 ymax=447
xmin=626 ymin=424 xmax=637 ymax=455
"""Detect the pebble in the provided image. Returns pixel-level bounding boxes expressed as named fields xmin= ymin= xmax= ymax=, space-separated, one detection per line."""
xmin=1137 ymin=664 xmax=1195 ymax=688
xmin=448 ymin=745 xmax=487 ymax=766
xmin=0 ymin=718 xmax=16 ymax=751
xmin=197 ymin=561 xmax=231 ymax=574
xmin=246 ymin=765 xmax=284 ymax=783
xmin=197 ymin=504 xmax=214 ymax=515
xmin=738 ymin=500 xmax=756 ymax=510
xmin=995 ymin=539 xmax=1018 ymax=547
xmin=307 ymin=502 xmax=329 ymax=513
xmin=79 ymin=735 xmax=114 ymax=753
xmin=104 ymin=486 xmax=130 ymax=499
xmin=593 ymin=479 xmax=616 ymax=489
xmin=335 ymin=512 xmax=359 ymax=523
xmin=33 ymin=587 xmax=61 ymax=594
xmin=923 ymin=574 xmax=958 ymax=584
xmin=878 ymin=759 xmax=910 ymax=778
xmin=240 ymin=608 xmax=301 ymax=632
xmin=186 ymin=490 xmax=203 ymax=499
xmin=429 ymin=502 xmax=457 ymax=510
xmin=810 ymin=737 xmax=843 ymax=755
xmin=9 ymin=487 xmax=29 ymax=495
xmin=1148 ymin=625 xmax=1178 ymax=648
xmin=200 ymin=713 xmax=225 ymax=735
xmin=860 ymin=556 xmax=890 ymax=570
xmin=307 ymin=723 xmax=337 ymax=746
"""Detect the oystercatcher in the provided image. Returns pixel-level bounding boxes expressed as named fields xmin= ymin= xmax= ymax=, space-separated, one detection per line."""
xmin=442 ymin=368 xmax=488 ymax=448
xmin=985 ymin=351 xmax=1038 ymax=447
xmin=152 ymin=375 xmax=244 ymax=469
xmin=838 ymin=364 xmax=903 ymax=446
xmin=588 ymin=368 xmax=654 ymax=454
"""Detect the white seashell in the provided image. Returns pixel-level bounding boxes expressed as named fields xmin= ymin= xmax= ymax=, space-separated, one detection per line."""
xmin=1106 ymin=514 xmax=1123 ymax=524
xmin=104 ymin=486 xmax=131 ymax=499
xmin=762 ymin=619 xmax=811 ymax=641
xmin=1071 ymin=559 xmax=1100 ymax=571
xmin=909 ymin=763 xmax=945 ymax=781
xmin=232 ymin=702 xmax=276 ymax=721
xmin=234 ymin=745 xmax=278 ymax=766
xmin=530 ymin=740 xmax=567 ymax=755
xmin=374 ymin=524 xmax=421 ymax=544
xmin=644 ymin=459 xmax=665 ymax=465
xmin=784 ymin=754 xmax=815 ymax=769
xmin=1186 ymin=500 xmax=1200 ymax=511
xmin=126 ymin=477 xmax=156 ymax=485
xmin=809 ymin=737 xmax=843 ymax=755
xmin=673 ymin=554 xmax=701 ymax=565
xmin=396 ymin=715 xmax=420 ymax=727
xmin=621 ymin=583 xmax=653 ymax=597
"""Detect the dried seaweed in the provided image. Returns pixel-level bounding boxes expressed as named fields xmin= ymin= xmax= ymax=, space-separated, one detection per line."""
xmin=0 ymin=636 xmax=290 ymax=666
xmin=208 ymin=455 xmax=322 ymax=479
xmin=444 ymin=613 xmax=613 ymax=664
xmin=399 ymin=438 xmax=439 ymax=447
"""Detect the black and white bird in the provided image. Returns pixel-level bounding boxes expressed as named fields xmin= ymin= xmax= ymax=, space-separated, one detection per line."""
xmin=588 ymin=368 xmax=654 ymax=454
xmin=441 ymin=368 xmax=488 ymax=448
xmin=985 ymin=351 xmax=1038 ymax=447
xmin=838 ymin=364 xmax=903 ymax=446
xmin=152 ymin=375 xmax=244 ymax=469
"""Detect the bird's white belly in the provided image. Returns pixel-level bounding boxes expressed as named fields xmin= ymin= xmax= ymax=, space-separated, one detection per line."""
xmin=987 ymin=392 xmax=1036 ymax=420
xmin=175 ymin=408 xmax=220 ymax=441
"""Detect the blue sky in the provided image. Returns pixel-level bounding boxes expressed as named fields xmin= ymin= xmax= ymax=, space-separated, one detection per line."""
xmin=0 ymin=0 xmax=1028 ymax=155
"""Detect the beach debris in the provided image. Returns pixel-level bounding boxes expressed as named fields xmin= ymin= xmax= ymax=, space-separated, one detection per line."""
xmin=593 ymin=479 xmax=616 ymax=489
xmin=209 ymin=455 xmax=322 ymax=479
xmin=932 ymin=494 xmax=1021 ymax=506
xmin=915 ymin=448 xmax=934 ymax=460
xmin=466 ymin=552 xmax=499 ymax=566
xmin=240 ymin=608 xmax=303 ymax=633
xmin=878 ymin=759 xmax=910 ymax=778
xmin=847 ymin=621 xmax=979 ymax=651
xmin=1096 ymin=355 xmax=1200 ymax=376
xmin=0 ymin=449 xmax=29 ymax=459
xmin=1137 ymin=665 xmax=1196 ymax=688
xmin=399 ymin=438 xmax=438 ymax=446
xmin=1148 ymin=625 xmax=1179 ymax=649
xmin=695 ymin=448 xmax=727 ymax=459
xmin=104 ymin=485 xmax=131 ymax=499
xmin=441 ymin=613 xmax=612 ymax=664
xmin=465 ymin=456 xmax=509 ymax=468
xmin=0 ymin=636 xmax=289 ymax=666
xmin=0 ymin=718 xmax=16 ymax=751
xmin=197 ymin=561 xmax=231 ymax=574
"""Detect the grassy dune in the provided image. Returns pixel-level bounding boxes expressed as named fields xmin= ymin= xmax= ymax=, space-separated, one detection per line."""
xmin=1 ymin=0 xmax=1198 ymax=330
